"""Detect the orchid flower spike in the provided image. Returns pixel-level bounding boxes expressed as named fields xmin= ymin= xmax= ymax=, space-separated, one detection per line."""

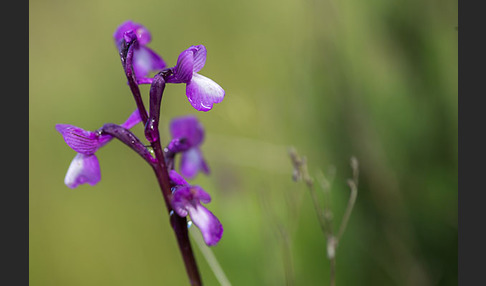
xmin=113 ymin=20 xmax=166 ymax=80
xmin=56 ymin=109 xmax=141 ymax=188
xmin=169 ymin=170 xmax=223 ymax=246
xmin=166 ymin=45 xmax=225 ymax=111
xmin=168 ymin=115 xmax=210 ymax=179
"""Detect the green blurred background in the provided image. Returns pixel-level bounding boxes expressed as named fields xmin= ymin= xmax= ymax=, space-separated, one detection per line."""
xmin=29 ymin=0 xmax=457 ymax=285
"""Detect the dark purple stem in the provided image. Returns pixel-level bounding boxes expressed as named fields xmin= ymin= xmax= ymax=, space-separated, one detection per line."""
xmin=118 ymin=36 xmax=201 ymax=284
xmin=152 ymin=145 xmax=202 ymax=286
xmin=164 ymin=138 xmax=188 ymax=171
xmin=144 ymin=72 xmax=164 ymax=143
xmin=119 ymin=34 xmax=149 ymax=125
xmin=99 ymin=124 xmax=156 ymax=166
xmin=145 ymin=74 xmax=202 ymax=286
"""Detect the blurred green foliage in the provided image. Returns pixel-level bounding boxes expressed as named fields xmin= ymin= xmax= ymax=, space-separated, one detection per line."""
xmin=30 ymin=0 xmax=457 ymax=285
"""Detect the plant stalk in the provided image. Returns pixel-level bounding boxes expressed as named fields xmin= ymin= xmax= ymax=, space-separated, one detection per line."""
xmin=146 ymin=75 xmax=202 ymax=286
xmin=151 ymin=140 xmax=202 ymax=285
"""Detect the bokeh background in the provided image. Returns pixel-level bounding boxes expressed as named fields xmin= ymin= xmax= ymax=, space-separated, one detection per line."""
xmin=29 ymin=0 xmax=457 ymax=285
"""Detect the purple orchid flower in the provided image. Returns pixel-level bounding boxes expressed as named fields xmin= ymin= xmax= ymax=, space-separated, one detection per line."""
xmin=56 ymin=109 xmax=141 ymax=188
xmin=56 ymin=21 xmax=225 ymax=284
xmin=169 ymin=170 xmax=223 ymax=246
xmin=113 ymin=20 xmax=166 ymax=80
xmin=169 ymin=115 xmax=210 ymax=180
xmin=166 ymin=45 xmax=225 ymax=112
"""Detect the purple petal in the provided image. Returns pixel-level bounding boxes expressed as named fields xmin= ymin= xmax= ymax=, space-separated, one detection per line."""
xmin=200 ymin=156 xmax=211 ymax=175
xmin=169 ymin=115 xmax=204 ymax=147
xmin=56 ymin=124 xmax=100 ymax=155
xmin=133 ymin=26 xmax=151 ymax=46
xmin=188 ymin=204 xmax=223 ymax=246
xmin=171 ymin=185 xmax=191 ymax=217
xmin=97 ymin=134 xmax=113 ymax=148
xmin=186 ymin=73 xmax=225 ymax=112
xmin=133 ymin=46 xmax=166 ymax=79
xmin=98 ymin=109 xmax=140 ymax=148
xmin=64 ymin=154 xmax=101 ymax=188
xmin=170 ymin=183 xmax=221 ymax=246
xmin=173 ymin=205 xmax=188 ymax=217
xmin=170 ymin=185 xmax=214 ymax=225
xmin=180 ymin=148 xmax=208 ymax=179
xmin=167 ymin=49 xmax=194 ymax=84
xmin=192 ymin=186 xmax=212 ymax=204
xmin=170 ymin=184 xmax=211 ymax=210
xmin=114 ymin=20 xmax=151 ymax=46
xmin=114 ymin=21 xmax=137 ymax=43
xmin=167 ymin=138 xmax=192 ymax=153
xmin=123 ymin=30 xmax=138 ymax=47
xmin=169 ymin=170 xmax=189 ymax=186
xmin=137 ymin=78 xmax=154 ymax=85
xmin=121 ymin=108 xmax=142 ymax=129
xmin=191 ymin=45 xmax=207 ymax=73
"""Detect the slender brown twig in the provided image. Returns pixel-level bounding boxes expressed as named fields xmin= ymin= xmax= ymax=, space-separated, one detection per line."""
xmin=289 ymin=148 xmax=359 ymax=286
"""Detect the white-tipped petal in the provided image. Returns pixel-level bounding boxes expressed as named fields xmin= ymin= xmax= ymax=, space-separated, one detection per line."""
xmin=186 ymin=73 xmax=225 ymax=112
xmin=64 ymin=154 xmax=101 ymax=188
